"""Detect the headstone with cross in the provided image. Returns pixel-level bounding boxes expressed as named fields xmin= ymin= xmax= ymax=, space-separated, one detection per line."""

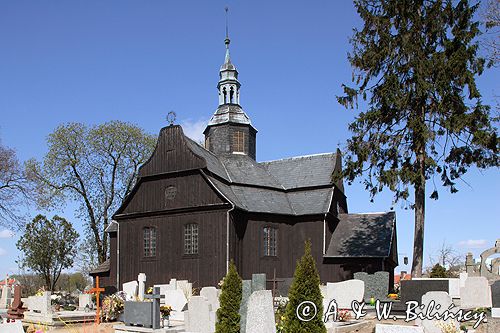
xmin=86 ymin=276 xmax=105 ymax=325
xmin=144 ymin=286 xmax=164 ymax=329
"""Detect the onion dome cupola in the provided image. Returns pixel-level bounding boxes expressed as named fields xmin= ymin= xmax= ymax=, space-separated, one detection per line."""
xmin=204 ymin=28 xmax=257 ymax=159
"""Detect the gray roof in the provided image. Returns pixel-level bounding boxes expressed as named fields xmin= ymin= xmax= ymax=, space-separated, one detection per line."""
xmin=206 ymin=104 xmax=253 ymax=127
xmin=324 ymin=212 xmax=396 ymax=258
xmin=105 ymin=221 xmax=118 ymax=233
xmin=89 ymin=259 xmax=110 ymax=275
xmin=261 ymin=153 xmax=338 ymax=189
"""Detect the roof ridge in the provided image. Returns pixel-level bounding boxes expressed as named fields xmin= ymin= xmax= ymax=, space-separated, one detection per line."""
xmin=184 ymin=136 xmax=232 ymax=181
xmin=259 ymin=152 xmax=336 ymax=164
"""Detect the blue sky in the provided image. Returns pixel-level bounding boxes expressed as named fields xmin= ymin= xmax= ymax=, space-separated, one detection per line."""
xmin=0 ymin=1 xmax=498 ymax=278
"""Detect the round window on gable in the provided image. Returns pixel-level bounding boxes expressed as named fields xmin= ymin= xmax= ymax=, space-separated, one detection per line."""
xmin=165 ymin=185 xmax=177 ymax=201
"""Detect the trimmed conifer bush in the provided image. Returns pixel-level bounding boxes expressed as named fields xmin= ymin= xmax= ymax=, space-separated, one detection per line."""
xmin=216 ymin=260 xmax=242 ymax=333
xmin=282 ymin=240 xmax=326 ymax=333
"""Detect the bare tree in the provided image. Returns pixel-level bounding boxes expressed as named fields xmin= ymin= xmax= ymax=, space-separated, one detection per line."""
xmin=482 ymin=0 xmax=500 ymax=66
xmin=0 ymin=142 xmax=32 ymax=227
xmin=426 ymin=241 xmax=464 ymax=277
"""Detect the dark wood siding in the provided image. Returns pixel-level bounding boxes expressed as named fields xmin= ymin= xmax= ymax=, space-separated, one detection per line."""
xmin=118 ymin=209 xmax=228 ymax=289
xmin=138 ymin=126 xmax=205 ymax=177
xmin=121 ymin=173 xmax=225 ymax=215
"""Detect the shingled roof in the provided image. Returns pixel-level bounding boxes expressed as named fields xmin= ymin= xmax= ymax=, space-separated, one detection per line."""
xmin=183 ymin=136 xmax=338 ymax=216
xmin=324 ymin=212 xmax=396 ymax=258
xmin=89 ymin=259 xmax=110 ymax=275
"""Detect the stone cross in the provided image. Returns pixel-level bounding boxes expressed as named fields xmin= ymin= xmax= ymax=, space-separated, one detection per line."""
xmin=145 ymin=286 xmax=164 ymax=329
xmin=138 ymin=273 xmax=147 ymax=301
xmin=86 ymin=276 xmax=105 ymax=325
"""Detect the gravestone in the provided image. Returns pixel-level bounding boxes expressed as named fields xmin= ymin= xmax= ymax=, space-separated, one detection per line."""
xmin=375 ymin=324 xmax=424 ymax=333
xmin=354 ymin=271 xmax=389 ymax=302
xmin=459 ymin=272 xmax=468 ymax=288
xmin=251 ymin=274 xmax=266 ymax=291
xmin=240 ymin=280 xmax=252 ymax=333
xmin=394 ymin=279 xmax=448 ymax=312
xmin=185 ymin=296 xmax=215 ymax=333
xmin=26 ymin=291 xmax=52 ymax=314
xmin=137 ymin=273 xmax=146 ymax=302
xmin=78 ymin=294 xmax=92 ymax=310
xmin=417 ymin=291 xmax=458 ymax=333
xmin=413 ymin=278 xmax=461 ymax=298
xmin=460 ymin=276 xmax=492 ymax=308
xmin=325 ymin=279 xmax=364 ymax=308
xmin=277 ymin=277 xmax=293 ymax=297
xmin=7 ymin=285 xmax=26 ymax=319
xmin=245 ymin=290 xmax=276 ymax=333
xmin=0 ymin=284 xmax=12 ymax=309
xmin=240 ymin=274 xmax=267 ymax=333
xmin=122 ymin=281 xmax=138 ymax=301
xmin=0 ymin=320 xmax=24 ymax=333
xmin=164 ymin=289 xmax=187 ymax=321
xmin=200 ymin=287 xmax=220 ymax=313
xmin=489 ymin=280 xmax=500 ymax=318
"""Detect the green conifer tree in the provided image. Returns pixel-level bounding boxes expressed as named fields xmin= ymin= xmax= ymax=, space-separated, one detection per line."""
xmin=216 ymin=260 xmax=242 ymax=333
xmin=430 ymin=263 xmax=448 ymax=278
xmin=283 ymin=240 xmax=326 ymax=333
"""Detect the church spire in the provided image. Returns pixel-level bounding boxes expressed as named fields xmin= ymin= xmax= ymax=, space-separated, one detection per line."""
xmin=203 ymin=8 xmax=258 ymax=159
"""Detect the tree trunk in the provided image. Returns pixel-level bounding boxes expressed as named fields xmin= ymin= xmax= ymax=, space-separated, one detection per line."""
xmin=411 ymin=152 xmax=426 ymax=277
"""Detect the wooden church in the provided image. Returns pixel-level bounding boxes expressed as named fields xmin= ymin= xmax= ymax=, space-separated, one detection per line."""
xmin=90 ymin=34 xmax=398 ymax=291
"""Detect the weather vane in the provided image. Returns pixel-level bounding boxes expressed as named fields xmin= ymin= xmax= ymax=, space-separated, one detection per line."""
xmin=167 ymin=111 xmax=176 ymax=126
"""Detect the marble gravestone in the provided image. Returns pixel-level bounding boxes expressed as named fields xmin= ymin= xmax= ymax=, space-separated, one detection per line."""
xmin=325 ymin=279 xmax=364 ymax=309
xmin=490 ymin=280 xmax=500 ymax=318
xmin=412 ymin=278 xmax=461 ymax=299
xmin=354 ymin=271 xmax=390 ymax=302
xmin=417 ymin=291 xmax=458 ymax=333
xmin=251 ymin=274 xmax=266 ymax=291
xmin=184 ymin=296 xmax=215 ymax=333
xmin=78 ymin=294 xmax=92 ymax=310
xmin=375 ymin=324 xmax=424 ymax=333
xmin=164 ymin=289 xmax=187 ymax=321
xmin=0 ymin=320 xmax=24 ymax=333
xmin=200 ymin=287 xmax=220 ymax=312
xmin=245 ymin=290 xmax=276 ymax=333
xmin=26 ymin=291 xmax=52 ymax=314
xmin=460 ymin=276 xmax=492 ymax=308
xmin=122 ymin=281 xmax=138 ymax=301
xmin=137 ymin=273 xmax=146 ymax=302
xmin=0 ymin=284 xmax=12 ymax=309
xmin=176 ymin=280 xmax=193 ymax=300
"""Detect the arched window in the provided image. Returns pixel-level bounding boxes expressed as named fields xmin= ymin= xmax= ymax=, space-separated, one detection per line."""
xmin=143 ymin=227 xmax=157 ymax=257
xmin=230 ymin=86 xmax=235 ymax=103
xmin=222 ymin=87 xmax=227 ymax=104
xmin=184 ymin=223 xmax=199 ymax=255
xmin=262 ymin=226 xmax=278 ymax=256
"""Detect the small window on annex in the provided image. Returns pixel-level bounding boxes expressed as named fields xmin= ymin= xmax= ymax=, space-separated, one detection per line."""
xmin=262 ymin=226 xmax=278 ymax=257
xmin=184 ymin=223 xmax=199 ymax=255
xmin=143 ymin=227 xmax=157 ymax=257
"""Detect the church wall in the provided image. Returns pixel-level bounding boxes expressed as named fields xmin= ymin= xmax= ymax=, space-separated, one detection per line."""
xmin=118 ymin=209 xmax=228 ymax=289
xmin=121 ymin=172 xmax=225 ymax=215
xmin=237 ymin=215 xmax=328 ymax=281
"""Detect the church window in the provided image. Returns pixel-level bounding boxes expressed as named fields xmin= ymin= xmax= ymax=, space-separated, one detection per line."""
xmin=232 ymin=131 xmax=245 ymax=153
xmin=184 ymin=223 xmax=199 ymax=255
xmin=262 ymin=226 xmax=278 ymax=256
xmin=143 ymin=227 xmax=157 ymax=257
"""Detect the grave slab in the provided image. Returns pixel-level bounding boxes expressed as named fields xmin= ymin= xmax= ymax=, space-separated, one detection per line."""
xmin=123 ymin=281 xmax=139 ymax=301
xmin=185 ymin=296 xmax=215 ymax=333
xmin=245 ymin=290 xmax=276 ymax=333
xmin=326 ymin=279 xmax=364 ymax=309
xmin=417 ymin=291 xmax=458 ymax=333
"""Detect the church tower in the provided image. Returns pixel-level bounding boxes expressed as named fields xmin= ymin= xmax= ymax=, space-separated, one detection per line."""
xmin=203 ymin=26 xmax=257 ymax=159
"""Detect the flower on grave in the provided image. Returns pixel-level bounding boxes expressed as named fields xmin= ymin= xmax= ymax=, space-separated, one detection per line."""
xmin=146 ymin=287 xmax=153 ymax=294
xmin=100 ymin=293 xmax=125 ymax=322
xmin=160 ymin=305 xmax=173 ymax=317
xmin=35 ymin=287 xmax=45 ymax=297
xmin=388 ymin=293 xmax=399 ymax=300
xmin=217 ymin=279 xmax=224 ymax=288
xmin=337 ymin=309 xmax=352 ymax=322
xmin=436 ymin=321 xmax=460 ymax=333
